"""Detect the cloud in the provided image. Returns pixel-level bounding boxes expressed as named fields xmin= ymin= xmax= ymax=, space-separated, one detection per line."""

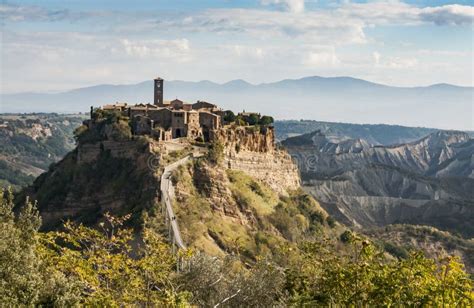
xmin=337 ymin=2 xmax=474 ymax=26
xmin=419 ymin=5 xmax=474 ymax=26
xmin=261 ymin=0 xmax=305 ymax=13
xmin=303 ymin=46 xmax=340 ymax=67
xmin=373 ymin=51 xmax=418 ymax=69
xmin=158 ymin=9 xmax=367 ymax=45
xmin=1 ymin=1 xmax=472 ymax=92
xmin=119 ymin=39 xmax=191 ymax=62
xmin=0 ymin=3 xmax=91 ymax=23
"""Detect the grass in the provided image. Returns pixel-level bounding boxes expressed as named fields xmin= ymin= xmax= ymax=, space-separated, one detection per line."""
xmin=226 ymin=169 xmax=279 ymax=216
xmin=170 ymin=161 xmax=339 ymax=262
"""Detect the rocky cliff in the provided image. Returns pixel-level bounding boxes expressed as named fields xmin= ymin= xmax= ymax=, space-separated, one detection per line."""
xmin=214 ymin=125 xmax=300 ymax=194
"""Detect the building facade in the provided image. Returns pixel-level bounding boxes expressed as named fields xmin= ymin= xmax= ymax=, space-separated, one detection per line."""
xmin=100 ymin=77 xmax=224 ymax=142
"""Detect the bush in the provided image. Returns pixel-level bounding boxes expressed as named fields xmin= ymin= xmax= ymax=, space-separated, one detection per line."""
xmin=246 ymin=114 xmax=260 ymax=126
xmin=259 ymin=116 xmax=274 ymax=126
xmin=326 ymin=216 xmax=336 ymax=228
xmin=207 ymin=141 xmax=224 ymax=165
xmin=340 ymin=230 xmax=353 ymax=243
xmin=223 ymin=110 xmax=236 ymax=123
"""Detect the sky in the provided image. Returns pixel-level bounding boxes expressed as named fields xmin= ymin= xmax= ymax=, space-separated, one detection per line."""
xmin=0 ymin=0 xmax=473 ymax=94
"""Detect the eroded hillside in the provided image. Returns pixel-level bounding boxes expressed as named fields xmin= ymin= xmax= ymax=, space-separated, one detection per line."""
xmin=283 ymin=130 xmax=474 ymax=237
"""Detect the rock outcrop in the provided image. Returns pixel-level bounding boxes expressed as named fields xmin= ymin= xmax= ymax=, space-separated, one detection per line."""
xmin=213 ymin=125 xmax=275 ymax=153
xmin=213 ymin=125 xmax=300 ymax=195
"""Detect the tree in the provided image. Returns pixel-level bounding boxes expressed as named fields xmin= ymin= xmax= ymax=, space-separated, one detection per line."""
xmin=41 ymin=213 xmax=190 ymax=306
xmin=0 ymin=189 xmax=42 ymax=305
xmin=259 ymin=115 xmax=274 ymax=126
xmin=285 ymin=234 xmax=474 ymax=306
xmin=246 ymin=114 xmax=260 ymax=126
xmin=223 ymin=110 xmax=236 ymax=123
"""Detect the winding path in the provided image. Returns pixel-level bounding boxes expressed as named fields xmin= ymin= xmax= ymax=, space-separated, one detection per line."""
xmin=160 ymin=155 xmax=191 ymax=249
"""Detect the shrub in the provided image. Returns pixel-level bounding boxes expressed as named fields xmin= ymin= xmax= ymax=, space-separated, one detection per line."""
xmin=207 ymin=141 xmax=224 ymax=165
xmin=259 ymin=115 xmax=274 ymax=126
xmin=340 ymin=230 xmax=353 ymax=243
xmin=326 ymin=216 xmax=336 ymax=228
xmin=223 ymin=110 xmax=236 ymax=123
xmin=246 ymin=114 xmax=260 ymax=126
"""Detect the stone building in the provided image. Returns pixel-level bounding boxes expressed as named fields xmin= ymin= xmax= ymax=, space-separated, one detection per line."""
xmin=96 ymin=77 xmax=224 ymax=142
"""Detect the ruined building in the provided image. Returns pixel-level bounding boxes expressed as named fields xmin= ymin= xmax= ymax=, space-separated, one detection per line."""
xmin=97 ymin=78 xmax=225 ymax=141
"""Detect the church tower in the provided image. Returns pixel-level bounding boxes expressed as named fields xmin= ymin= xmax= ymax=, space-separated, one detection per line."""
xmin=154 ymin=77 xmax=164 ymax=106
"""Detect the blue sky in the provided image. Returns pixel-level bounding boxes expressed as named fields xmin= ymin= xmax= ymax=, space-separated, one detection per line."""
xmin=1 ymin=0 xmax=473 ymax=93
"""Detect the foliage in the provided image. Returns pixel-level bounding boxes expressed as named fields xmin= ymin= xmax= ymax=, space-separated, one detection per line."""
xmin=285 ymin=234 xmax=474 ymax=306
xmin=0 ymin=189 xmax=190 ymax=306
xmin=207 ymin=140 xmax=224 ymax=165
xmin=0 ymin=188 xmax=44 ymax=305
xmin=259 ymin=115 xmax=274 ymax=126
xmin=74 ymin=109 xmax=131 ymax=144
xmin=0 ymin=113 xmax=84 ymax=188
xmin=23 ymin=146 xmax=156 ymax=229
xmin=223 ymin=110 xmax=236 ymax=123
xmin=40 ymin=213 xmax=189 ymax=306
xmin=178 ymin=254 xmax=285 ymax=307
xmin=270 ymin=190 xmax=329 ymax=241
xmin=1 ymin=186 xmax=473 ymax=306
xmin=246 ymin=113 xmax=260 ymax=126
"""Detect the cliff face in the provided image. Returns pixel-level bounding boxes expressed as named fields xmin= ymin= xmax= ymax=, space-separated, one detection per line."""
xmin=214 ymin=125 xmax=300 ymax=195
xmin=213 ymin=126 xmax=275 ymax=153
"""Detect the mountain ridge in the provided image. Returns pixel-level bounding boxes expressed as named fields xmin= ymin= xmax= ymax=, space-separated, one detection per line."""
xmin=4 ymin=75 xmax=472 ymax=96
xmin=2 ymin=75 xmax=472 ymax=131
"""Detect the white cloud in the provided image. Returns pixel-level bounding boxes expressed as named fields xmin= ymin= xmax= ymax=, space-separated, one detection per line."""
xmin=337 ymin=2 xmax=474 ymax=26
xmin=303 ymin=46 xmax=340 ymax=67
xmin=373 ymin=51 xmax=418 ymax=69
xmin=420 ymin=5 xmax=474 ymax=26
xmin=120 ymin=39 xmax=191 ymax=62
xmin=261 ymin=0 xmax=305 ymax=13
xmin=373 ymin=51 xmax=381 ymax=66
xmin=159 ymin=9 xmax=367 ymax=46
xmin=0 ymin=3 xmax=93 ymax=23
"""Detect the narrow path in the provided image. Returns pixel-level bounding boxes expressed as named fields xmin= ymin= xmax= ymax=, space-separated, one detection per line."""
xmin=160 ymin=155 xmax=191 ymax=249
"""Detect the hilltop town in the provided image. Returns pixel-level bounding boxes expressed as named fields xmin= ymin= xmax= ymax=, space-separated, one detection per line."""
xmin=84 ymin=77 xmax=274 ymax=143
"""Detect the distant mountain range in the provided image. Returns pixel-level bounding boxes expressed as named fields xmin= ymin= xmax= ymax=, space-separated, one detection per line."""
xmin=273 ymin=120 xmax=449 ymax=145
xmin=2 ymin=76 xmax=473 ymax=130
xmin=283 ymin=130 xmax=474 ymax=237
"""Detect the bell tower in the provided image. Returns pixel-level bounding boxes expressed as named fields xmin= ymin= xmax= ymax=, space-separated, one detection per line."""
xmin=154 ymin=77 xmax=164 ymax=106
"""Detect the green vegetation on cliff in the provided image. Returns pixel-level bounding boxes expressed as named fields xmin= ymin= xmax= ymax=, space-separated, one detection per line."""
xmin=74 ymin=109 xmax=131 ymax=144
xmin=0 ymin=113 xmax=85 ymax=189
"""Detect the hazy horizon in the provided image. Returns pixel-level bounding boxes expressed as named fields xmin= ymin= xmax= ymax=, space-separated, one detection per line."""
xmin=3 ymin=74 xmax=474 ymax=96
